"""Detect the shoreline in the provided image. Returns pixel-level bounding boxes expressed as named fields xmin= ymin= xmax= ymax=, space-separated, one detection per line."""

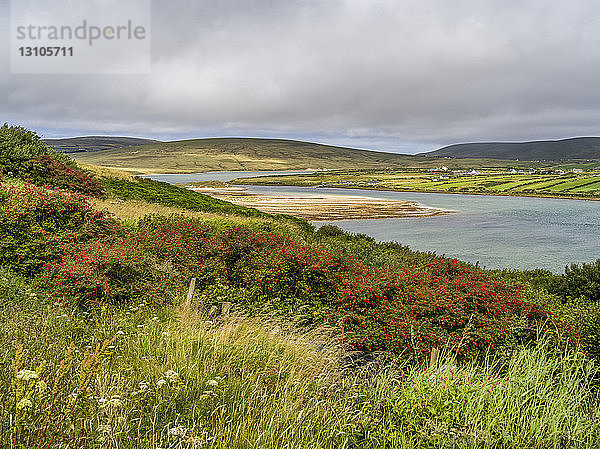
xmin=233 ymin=181 xmax=600 ymax=202
xmin=189 ymin=186 xmax=454 ymax=220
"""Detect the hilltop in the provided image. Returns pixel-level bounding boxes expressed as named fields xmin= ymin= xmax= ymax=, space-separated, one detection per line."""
xmin=423 ymin=137 xmax=600 ymax=161
xmin=44 ymin=136 xmax=159 ymax=153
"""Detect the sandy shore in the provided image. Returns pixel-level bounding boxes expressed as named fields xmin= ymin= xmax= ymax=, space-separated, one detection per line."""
xmin=190 ymin=186 xmax=454 ymax=220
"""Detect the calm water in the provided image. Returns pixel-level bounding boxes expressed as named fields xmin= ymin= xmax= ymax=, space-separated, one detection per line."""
xmin=146 ymin=173 xmax=600 ymax=273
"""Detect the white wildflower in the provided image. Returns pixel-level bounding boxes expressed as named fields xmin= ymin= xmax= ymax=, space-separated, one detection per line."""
xmin=16 ymin=370 xmax=38 ymax=382
xmin=138 ymin=381 xmax=149 ymax=391
xmin=161 ymin=331 xmax=169 ymax=336
xmin=99 ymin=396 xmax=122 ymax=408
xmin=168 ymin=425 xmax=187 ymax=437
xmin=207 ymin=379 xmax=218 ymax=387
xmin=164 ymin=370 xmax=179 ymax=383
xmin=16 ymin=398 xmax=32 ymax=411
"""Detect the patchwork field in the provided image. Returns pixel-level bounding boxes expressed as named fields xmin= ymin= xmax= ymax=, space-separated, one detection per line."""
xmin=234 ymin=170 xmax=600 ymax=198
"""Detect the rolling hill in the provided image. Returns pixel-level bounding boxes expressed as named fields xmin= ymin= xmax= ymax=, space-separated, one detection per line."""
xmin=44 ymin=136 xmax=159 ymax=153
xmin=71 ymin=137 xmax=521 ymax=174
xmin=422 ymin=137 xmax=600 ymax=161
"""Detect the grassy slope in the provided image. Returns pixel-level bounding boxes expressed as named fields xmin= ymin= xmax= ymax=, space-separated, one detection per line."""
xmin=2 ymin=274 xmax=598 ymax=448
xmin=72 ymin=137 xmax=523 ymax=174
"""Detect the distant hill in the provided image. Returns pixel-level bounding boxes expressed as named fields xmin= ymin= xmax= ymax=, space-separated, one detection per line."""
xmin=71 ymin=137 xmax=467 ymax=173
xmin=44 ymin=136 xmax=159 ymax=153
xmin=422 ymin=137 xmax=600 ymax=161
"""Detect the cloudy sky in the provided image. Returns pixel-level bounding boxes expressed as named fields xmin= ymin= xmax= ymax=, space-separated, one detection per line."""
xmin=1 ymin=0 xmax=600 ymax=153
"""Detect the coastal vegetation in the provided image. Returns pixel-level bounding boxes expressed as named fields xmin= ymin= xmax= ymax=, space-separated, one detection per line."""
xmin=2 ymin=125 xmax=600 ymax=447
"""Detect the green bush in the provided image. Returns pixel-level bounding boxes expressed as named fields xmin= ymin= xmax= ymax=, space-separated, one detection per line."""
xmin=555 ymin=259 xmax=600 ymax=302
xmin=552 ymin=297 xmax=600 ymax=361
xmin=0 ymin=124 xmax=104 ymax=196
xmin=0 ymin=123 xmax=50 ymax=173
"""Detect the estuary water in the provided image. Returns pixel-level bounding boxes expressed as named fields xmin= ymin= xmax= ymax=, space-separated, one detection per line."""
xmin=146 ymin=172 xmax=600 ymax=273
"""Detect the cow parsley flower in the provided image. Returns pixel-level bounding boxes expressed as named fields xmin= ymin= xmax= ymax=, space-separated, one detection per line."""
xmin=16 ymin=369 xmax=38 ymax=381
xmin=36 ymin=380 xmax=48 ymax=394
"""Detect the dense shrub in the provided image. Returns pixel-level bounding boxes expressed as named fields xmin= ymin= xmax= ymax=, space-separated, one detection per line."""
xmin=0 ymin=124 xmax=104 ymax=196
xmin=553 ymin=259 xmax=600 ymax=302
xmin=25 ymin=155 xmax=105 ymax=197
xmin=41 ymin=238 xmax=178 ymax=308
xmin=42 ymin=215 xmax=558 ymax=361
xmin=311 ymin=225 xmax=437 ymax=270
xmin=552 ymin=297 xmax=600 ymax=361
xmin=0 ymin=182 xmax=119 ymax=276
xmin=337 ymin=259 xmax=554 ymax=361
xmin=0 ymin=123 xmax=50 ymax=174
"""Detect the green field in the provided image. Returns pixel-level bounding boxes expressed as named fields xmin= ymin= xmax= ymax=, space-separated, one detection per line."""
xmin=234 ymin=169 xmax=600 ymax=198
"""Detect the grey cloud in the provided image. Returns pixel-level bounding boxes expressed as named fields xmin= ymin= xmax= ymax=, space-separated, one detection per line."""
xmin=2 ymin=0 xmax=600 ymax=153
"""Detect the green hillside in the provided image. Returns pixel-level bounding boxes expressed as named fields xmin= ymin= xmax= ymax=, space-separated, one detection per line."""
xmin=71 ymin=137 xmax=518 ymax=173
xmin=423 ymin=137 xmax=600 ymax=161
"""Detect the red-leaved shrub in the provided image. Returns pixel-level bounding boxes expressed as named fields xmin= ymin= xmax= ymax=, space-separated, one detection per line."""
xmin=0 ymin=182 xmax=119 ymax=275
xmin=40 ymin=215 xmax=561 ymax=360
xmin=41 ymin=238 xmax=178 ymax=308
xmin=26 ymin=155 xmax=105 ymax=197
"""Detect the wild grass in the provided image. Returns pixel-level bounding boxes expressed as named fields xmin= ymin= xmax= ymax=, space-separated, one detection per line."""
xmin=93 ymin=198 xmax=308 ymax=240
xmin=77 ymin=162 xmax=137 ymax=181
xmin=1 ymin=271 xmax=599 ymax=448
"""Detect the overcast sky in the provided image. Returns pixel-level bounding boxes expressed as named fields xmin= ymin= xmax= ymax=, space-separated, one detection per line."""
xmin=1 ymin=0 xmax=600 ymax=153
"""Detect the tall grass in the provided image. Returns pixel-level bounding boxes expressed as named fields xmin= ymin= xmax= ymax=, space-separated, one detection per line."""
xmin=1 ymin=272 xmax=598 ymax=448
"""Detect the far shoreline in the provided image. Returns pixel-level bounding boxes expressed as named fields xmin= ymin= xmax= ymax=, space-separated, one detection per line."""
xmin=136 ymin=169 xmax=600 ymax=203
